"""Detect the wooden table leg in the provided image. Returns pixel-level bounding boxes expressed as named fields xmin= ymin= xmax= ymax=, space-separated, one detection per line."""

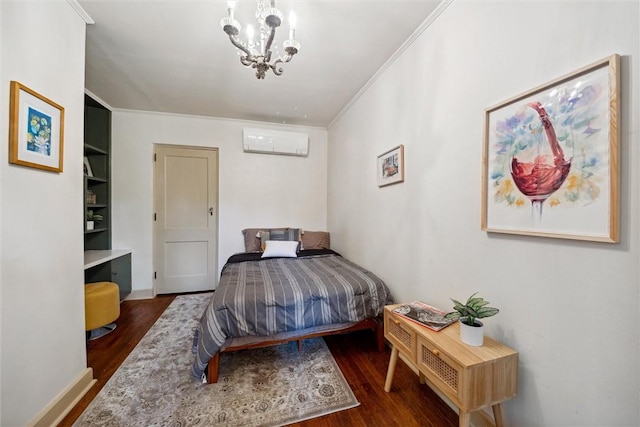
xmin=384 ymin=346 xmax=399 ymax=392
xmin=458 ymin=410 xmax=471 ymax=427
xmin=493 ymin=403 xmax=506 ymax=427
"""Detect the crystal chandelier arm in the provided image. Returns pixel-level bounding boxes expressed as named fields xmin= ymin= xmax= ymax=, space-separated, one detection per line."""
xmin=281 ymin=54 xmax=294 ymax=64
xmin=269 ymin=58 xmax=284 ymax=76
xmin=240 ymin=56 xmax=254 ymax=67
xmin=264 ymin=26 xmax=276 ymax=61
xmin=227 ymin=34 xmax=253 ymax=60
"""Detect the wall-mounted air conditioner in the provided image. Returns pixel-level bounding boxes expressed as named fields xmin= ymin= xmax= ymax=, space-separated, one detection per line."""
xmin=243 ymin=127 xmax=309 ymax=157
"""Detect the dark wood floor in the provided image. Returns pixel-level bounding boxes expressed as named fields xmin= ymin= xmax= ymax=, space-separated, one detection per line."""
xmin=60 ymin=295 xmax=458 ymax=426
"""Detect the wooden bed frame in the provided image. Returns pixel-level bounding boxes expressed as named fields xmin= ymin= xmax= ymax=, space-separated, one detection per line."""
xmin=206 ymin=317 xmax=385 ymax=384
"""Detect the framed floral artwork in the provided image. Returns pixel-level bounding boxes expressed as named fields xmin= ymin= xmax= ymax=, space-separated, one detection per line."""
xmin=9 ymin=81 xmax=65 ymax=172
xmin=482 ymin=54 xmax=620 ymax=242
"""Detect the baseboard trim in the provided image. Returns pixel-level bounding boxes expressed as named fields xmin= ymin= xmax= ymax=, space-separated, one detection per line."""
xmin=125 ymin=288 xmax=155 ymax=300
xmin=28 ymin=368 xmax=96 ymax=427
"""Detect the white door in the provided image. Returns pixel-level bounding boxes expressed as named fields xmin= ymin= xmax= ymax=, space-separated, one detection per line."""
xmin=153 ymin=145 xmax=218 ymax=294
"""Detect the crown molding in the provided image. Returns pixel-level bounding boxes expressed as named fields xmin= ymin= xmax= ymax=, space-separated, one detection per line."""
xmin=67 ymin=0 xmax=94 ymax=24
xmin=327 ymin=0 xmax=453 ymax=130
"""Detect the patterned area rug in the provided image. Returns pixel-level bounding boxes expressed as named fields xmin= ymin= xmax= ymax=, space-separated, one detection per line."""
xmin=74 ymin=293 xmax=359 ymax=426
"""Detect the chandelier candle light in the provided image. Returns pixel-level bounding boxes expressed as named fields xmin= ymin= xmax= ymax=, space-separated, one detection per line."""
xmin=221 ymin=0 xmax=300 ymax=79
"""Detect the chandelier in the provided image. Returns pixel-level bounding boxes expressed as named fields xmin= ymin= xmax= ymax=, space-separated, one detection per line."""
xmin=221 ymin=1 xmax=300 ymax=79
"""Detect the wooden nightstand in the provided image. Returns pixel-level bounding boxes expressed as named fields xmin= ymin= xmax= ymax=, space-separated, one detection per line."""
xmin=383 ymin=305 xmax=518 ymax=427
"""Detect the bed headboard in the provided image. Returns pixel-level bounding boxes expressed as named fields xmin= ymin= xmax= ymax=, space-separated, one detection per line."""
xmin=242 ymin=228 xmax=330 ymax=252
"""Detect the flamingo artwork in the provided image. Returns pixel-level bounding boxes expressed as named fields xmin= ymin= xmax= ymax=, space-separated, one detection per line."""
xmin=510 ymin=101 xmax=572 ymax=217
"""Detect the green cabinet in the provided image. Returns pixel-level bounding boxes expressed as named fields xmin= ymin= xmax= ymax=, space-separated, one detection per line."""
xmin=84 ymin=251 xmax=132 ymax=301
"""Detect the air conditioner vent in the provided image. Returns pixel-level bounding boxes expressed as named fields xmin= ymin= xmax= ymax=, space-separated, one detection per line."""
xmin=243 ymin=127 xmax=309 ymax=157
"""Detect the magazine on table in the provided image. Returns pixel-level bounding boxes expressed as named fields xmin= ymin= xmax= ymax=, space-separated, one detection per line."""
xmin=392 ymin=301 xmax=455 ymax=331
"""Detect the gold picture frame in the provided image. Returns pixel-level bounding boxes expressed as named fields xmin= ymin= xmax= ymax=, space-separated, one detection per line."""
xmin=482 ymin=54 xmax=620 ymax=242
xmin=9 ymin=81 xmax=65 ymax=173
xmin=377 ymin=144 xmax=404 ymax=187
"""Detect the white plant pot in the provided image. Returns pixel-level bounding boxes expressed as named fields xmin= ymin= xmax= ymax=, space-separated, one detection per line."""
xmin=459 ymin=318 xmax=484 ymax=346
xmin=86 ymin=220 xmax=94 ymax=231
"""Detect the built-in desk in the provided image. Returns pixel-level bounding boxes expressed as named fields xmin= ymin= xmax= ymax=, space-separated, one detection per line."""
xmin=84 ymin=250 xmax=132 ymax=300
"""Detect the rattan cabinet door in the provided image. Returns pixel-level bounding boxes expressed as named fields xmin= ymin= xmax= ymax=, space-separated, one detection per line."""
xmin=384 ymin=310 xmax=417 ymax=364
xmin=417 ymin=335 xmax=463 ymax=408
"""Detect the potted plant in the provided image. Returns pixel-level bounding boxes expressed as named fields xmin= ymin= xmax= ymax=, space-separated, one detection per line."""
xmin=444 ymin=292 xmax=499 ymax=346
xmin=86 ymin=210 xmax=104 ymax=231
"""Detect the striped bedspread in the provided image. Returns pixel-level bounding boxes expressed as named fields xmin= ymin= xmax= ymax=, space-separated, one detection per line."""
xmin=191 ymin=249 xmax=393 ymax=378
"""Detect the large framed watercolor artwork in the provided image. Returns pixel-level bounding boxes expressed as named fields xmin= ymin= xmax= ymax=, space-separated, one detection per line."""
xmin=482 ymin=54 xmax=620 ymax=243
xmin=9 ymin=81 xmax=65 ymax=173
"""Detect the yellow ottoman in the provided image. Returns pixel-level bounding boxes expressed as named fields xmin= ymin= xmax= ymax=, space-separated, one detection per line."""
xmin=85 ymin=282 xmax=120 ymax=340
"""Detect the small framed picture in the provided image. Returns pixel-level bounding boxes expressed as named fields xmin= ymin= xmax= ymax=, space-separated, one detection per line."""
xmin=9 ymin=81 xmax=65 ymax=173
xmin=377 ymin=144 xmax=404 ymax=187
xmin=83 ymin=157 xmax=94 ymax=177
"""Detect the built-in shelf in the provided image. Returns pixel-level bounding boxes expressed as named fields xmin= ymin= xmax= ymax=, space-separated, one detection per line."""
xmin=84 ymin=94 xmax=111 ymax=252
xmin=86 ymin=176 xmax=108 ymax=183
xmin=83 ymin=95 xmax=130 ymax=300
xmin=84 ymin=227 xmax=108 ymax=234
xmin=84 ymin=143 xmax=108 ymax=155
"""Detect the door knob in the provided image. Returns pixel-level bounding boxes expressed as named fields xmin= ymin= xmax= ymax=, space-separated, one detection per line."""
xmin=209 ymin=207 xmax=214 ymax=216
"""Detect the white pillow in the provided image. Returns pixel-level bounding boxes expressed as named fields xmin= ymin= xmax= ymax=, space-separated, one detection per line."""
xmin=261 ymin=240 xmax=298 ymax=258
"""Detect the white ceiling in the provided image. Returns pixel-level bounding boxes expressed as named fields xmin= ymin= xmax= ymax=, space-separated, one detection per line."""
xmin=79 ymin=1 xmax=442 ymax=128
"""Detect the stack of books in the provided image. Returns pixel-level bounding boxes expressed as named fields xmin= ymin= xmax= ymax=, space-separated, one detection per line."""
xmin=392 ymin=301 xmax=455 ymax=331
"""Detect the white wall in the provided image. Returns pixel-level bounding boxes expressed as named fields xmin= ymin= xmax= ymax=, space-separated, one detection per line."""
xmin=111 ymin=111 xmax=328 ymax=294
xmin=0 ymin=2 xmax=87 ymax=426
xmin=328 ymin=1 xmax=639 ymax=426
xmin=0 ymin=3 xmax=3 ymax=420
xmin=0 ymin=2 xmax=4 ymax=423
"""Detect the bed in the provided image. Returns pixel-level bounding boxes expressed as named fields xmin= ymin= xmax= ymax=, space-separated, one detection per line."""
xmin=191 ymin=229 xmax=394 ymax=383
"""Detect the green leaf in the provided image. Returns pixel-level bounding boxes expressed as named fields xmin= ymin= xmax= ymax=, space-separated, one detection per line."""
xmin=475 ymin=300 xmax=490 ymax=308
xmin=476 ymin=307 xmax=499 ymax=318
xmin=451 ymin=298 xmax=465 ymax=307
xmin=466 ymin=306 xmax=479 ymax=318
xmin=465 ymin=292 xmax=479 ymax=304
xmin=467 ymin=298 xmax=486 ymax=310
